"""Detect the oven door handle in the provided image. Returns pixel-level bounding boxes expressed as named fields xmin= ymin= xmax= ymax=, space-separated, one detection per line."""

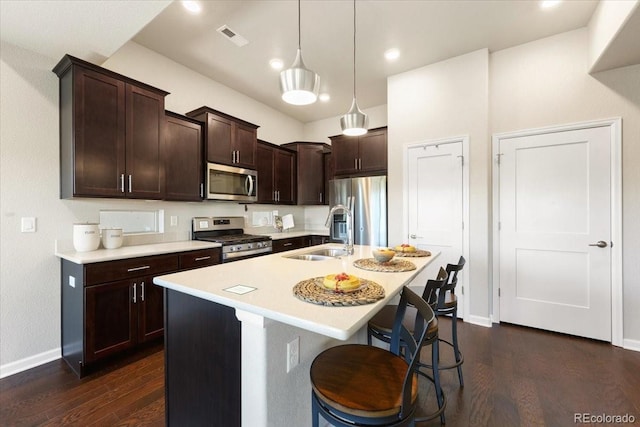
xmin=245 ymin=175 xmax=254 ymax=196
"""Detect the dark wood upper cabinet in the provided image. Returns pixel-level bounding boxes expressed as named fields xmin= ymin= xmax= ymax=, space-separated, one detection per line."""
xmin=126 ymin=85 xmax=166 ymax=199
xmin=256 ymin=140 xmax=295 ymax=204
xmin=282 ymin=142 xmax=330 ymax=205
xmin=330 ymin=127 xmax=387 ymax=177
xmin=186 ymin=107 xmax=259 ymax=170
xmin=53 ymin=54 xmax=168 ymax=199
xmin=165 ymin=112 xmax=204 ymax=201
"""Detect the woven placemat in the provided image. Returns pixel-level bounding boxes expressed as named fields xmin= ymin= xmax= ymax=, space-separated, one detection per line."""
xmin=293 ymin=277 xmax=385 ymax=306
xmin=395 ymin=249 xmax=432 ymax=258
xmin=353 ymin=258 xmax=417 ymax=272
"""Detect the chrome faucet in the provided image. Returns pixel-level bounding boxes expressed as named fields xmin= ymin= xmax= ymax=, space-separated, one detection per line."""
xmin=325 ymin=196 xmax=355 ymax=255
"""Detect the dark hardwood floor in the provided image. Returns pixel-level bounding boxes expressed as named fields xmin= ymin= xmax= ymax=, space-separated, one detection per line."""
xmin=1 ymin=321 xmax=639 ymax=426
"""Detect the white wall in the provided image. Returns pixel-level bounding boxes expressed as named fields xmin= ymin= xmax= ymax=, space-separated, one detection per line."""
xmin=0 ymin=41 xmax=310 ymax=376
xmin=491 ymin=28 xmax=640 ymax=345
xmin=587 ymin=0 xmax=639 ymax=71
xmin=387 ymin=49 xmax=491 ymax=320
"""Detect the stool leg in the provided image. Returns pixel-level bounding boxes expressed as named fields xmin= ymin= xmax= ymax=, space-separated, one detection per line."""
xmin=311 ymin=393 xmax=320 ymax=427
xmin=432 ymin=338 xmax=445 ymax=424
xmin=452 ymin=307 xmax=464 ymax=387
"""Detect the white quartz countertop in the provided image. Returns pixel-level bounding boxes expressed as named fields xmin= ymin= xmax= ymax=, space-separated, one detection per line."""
xmin=55 ymin=241 xmax=221 ymax=264
xmin=154 ymin=244 xmax=439 ymax=340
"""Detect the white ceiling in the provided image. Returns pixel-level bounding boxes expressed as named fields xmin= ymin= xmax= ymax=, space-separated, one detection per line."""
xmin=1 ymin=0 xmax=620 ymax=123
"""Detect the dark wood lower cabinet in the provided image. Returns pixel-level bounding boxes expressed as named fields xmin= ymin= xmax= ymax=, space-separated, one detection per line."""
xmin=138 ymin=279 xmax=165 ymax=342
xmin=85 ymin=280 xmax=136 ymax=364
xmin=272 ymin=235 xmax=330 ymax=253
xmin=164 ymin=289 xmax=241 ymax=426
xmin=61 ymin=247 xmax=221 ymax=377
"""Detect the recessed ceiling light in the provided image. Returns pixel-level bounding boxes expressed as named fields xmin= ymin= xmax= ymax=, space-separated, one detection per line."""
xmin=319 ymin=93 xmax=330 ymax=102
xmin=269 ymin=59 xmax=284 ymax=70
xmin=540 ymin=0 xmax=562 ymax=9
xmin=384 ymin=48 xmax=400 ymax=61
xmin=182 ymin=1 xmax=202 ymax=14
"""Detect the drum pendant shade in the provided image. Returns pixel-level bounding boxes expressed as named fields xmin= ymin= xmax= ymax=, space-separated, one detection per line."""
xmin=341 ymin=0 xmax=368 ymax=136
xmin=280 ymin=0 xmax=319 ymax=105
xmin=280 ymin=48 xmax=319 ymax=105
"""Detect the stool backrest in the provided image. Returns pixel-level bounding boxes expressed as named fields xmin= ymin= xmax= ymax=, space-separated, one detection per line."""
xmin=421 ymin=267 xmax=448 ymax=310
xmin=440 ymin=256 xmax=466 ymax=301
xmin=390 ymin=286 xmax=436 ymax=419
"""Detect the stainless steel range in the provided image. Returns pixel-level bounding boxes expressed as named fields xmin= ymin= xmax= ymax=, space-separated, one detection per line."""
xmin=192 ymin=217 xmax=272 ymax=263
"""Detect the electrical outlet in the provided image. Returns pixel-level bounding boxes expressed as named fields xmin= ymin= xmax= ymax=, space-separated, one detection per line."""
xmin=68 ymin=276 xmax=76 ymax=288
xmin=170 ymin=216 xmax=178 ymax=226
xmin=287 ymin=337 xmax=300 ymax=372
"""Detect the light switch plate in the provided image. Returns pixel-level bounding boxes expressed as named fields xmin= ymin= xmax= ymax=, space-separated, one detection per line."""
xmin=21 ymin=217 xmax=36 ymax=233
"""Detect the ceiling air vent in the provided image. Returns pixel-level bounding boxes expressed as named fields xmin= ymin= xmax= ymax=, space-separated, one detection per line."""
xmin=216 ymin=25 xmax=248 ymax=47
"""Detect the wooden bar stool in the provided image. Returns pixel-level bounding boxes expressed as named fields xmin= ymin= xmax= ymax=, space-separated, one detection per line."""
xmin=310 ymin=287 xmax=436 ymax=427
xmin=367 ymin=267 xmax=448 ymax=424
xmin=435 ymin=256 xmax=466 ymax=387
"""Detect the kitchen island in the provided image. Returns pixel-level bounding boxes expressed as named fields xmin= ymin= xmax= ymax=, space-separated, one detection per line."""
xmin=153 ymin=244 xmax=439 ymax=426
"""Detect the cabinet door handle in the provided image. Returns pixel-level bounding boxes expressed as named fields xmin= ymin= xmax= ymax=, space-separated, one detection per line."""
xmin=132 ymin=283 xmax=137 ymax=303
xmin=195 ymin=256 xmax=211 ymax=261
xmin=200 ymin=183 xmax=204 ymax=198
xmin=128 ymin=175 xmax=132 ymax=193
xmin=127 ymin=265 xmax=150 ymax=272
xmin=358 ymin=158 xmax=362 ymax=170
xmin=120 ymin=174 xmax=125 ymax=193
xmin=354 ymin=158 xmax=358 ymax=169
xmin=236 ymin=150 xmax=240 ymax=163
xmin=283 ymin=242 xmax=293 ymax=247
xmin=140 ymin=281 xmax=145 ymax=302
xmin=319 ymin=193 xmax=323 ymax=203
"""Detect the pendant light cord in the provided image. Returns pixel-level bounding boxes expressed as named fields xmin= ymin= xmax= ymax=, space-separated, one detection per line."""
xmin=298 ymin=0 xmax=301 ymax=50
xmin=352 ymin=0 xmax=357 ymax=99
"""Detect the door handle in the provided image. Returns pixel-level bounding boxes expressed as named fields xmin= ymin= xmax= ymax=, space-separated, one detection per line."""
xmin=409 ymin=234 xmax=423 ymax=239
xmin=589 ymin=240 xmax=608 ymax=248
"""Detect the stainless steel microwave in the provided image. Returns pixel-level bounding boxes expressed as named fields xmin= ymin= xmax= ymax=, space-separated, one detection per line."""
xmin=206 ymin=163 xmax=257 ymax=202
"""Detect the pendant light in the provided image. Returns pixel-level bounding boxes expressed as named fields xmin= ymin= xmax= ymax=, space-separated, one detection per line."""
xmin=340 ymin=0 xmax=368 ymax=136
xmin=280 ymin=0 xmax=320 ymax=105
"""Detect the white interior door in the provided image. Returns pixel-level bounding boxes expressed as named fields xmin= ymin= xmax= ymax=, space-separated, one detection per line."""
xmin=407 ymin=140 xmax=465 ymax=317
xmin=498 ymin=126 xmax=612 ymax=341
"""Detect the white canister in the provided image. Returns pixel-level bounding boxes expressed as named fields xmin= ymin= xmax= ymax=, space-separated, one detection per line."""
xmin=73 ymin=223 xmax=101 ymax=252
xmin=101 ymin=228 xmax=124 ymax=249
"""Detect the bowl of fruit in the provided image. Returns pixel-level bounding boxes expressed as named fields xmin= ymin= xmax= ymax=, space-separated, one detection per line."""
xmin=372 ymin=247 xmax=396 ymax=263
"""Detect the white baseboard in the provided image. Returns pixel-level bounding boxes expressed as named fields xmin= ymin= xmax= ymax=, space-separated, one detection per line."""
xmin=466 ymin=315 xmax=492 ymax=328
xmin=623 ymin=338 xmax=640 ymax=352
xmin=0 ymin=347 xmax=61 ymax=379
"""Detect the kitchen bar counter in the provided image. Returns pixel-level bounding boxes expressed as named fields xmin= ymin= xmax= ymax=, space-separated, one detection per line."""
xmin=154 ymin=243 xmax=436 ymax=340
xmin=154 ymin=244 xmax=439 ymax=426
xmin=55 ymin=240 xmax=221 ymax=264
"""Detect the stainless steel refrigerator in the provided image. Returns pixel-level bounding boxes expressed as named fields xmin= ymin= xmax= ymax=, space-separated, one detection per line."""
xmin=328 ymin=176 xmax=387 ymax=246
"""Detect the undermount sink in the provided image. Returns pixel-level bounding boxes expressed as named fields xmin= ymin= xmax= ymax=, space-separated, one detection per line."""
xmin=283 ymin=247 xmax=349 ymax=261
xmin=304 ymin=248 xmax=349 ymax=257
xmin=283 ymin=254 xmax=333 ymax=261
